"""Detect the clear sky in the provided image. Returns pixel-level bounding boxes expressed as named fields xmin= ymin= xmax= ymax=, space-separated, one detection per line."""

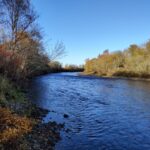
xmin=32 ymin=0 xmax=150 ymax=65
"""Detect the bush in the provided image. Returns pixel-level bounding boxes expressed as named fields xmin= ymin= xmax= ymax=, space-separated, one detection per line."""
xmin=0 ymin=48 xmax=22 ymax=79
xmin=0 ymin=107 xmax=33 ymax=145
xmin=0 ymin=76 xmax=25 ymax=108
xmin=113 ymin=70 xmax=140 ymax=77
xmin=84 ymin=40 xmax=150 ymax=78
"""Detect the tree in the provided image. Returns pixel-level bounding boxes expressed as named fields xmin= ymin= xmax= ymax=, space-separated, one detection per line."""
xmin=0 ymin=0 xmax=37 ymax=50
xmin=0 ymin=0 xmax=66 ymax=79
xmin=84 ymin=40 xmax=150 ymax=78
xmin=49 ymin=41 xmax=66 ymax=61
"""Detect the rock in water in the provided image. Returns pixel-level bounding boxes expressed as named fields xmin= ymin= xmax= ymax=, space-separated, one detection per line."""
xmin=64 ymin=114 xmax=69 ymax=118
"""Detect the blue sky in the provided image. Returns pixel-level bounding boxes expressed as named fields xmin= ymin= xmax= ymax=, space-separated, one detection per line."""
xmin=32 ymin=0 xmax=150 ymax=65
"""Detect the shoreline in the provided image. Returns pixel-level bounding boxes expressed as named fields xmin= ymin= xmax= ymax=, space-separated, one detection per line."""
xmin=80 ymin=72 xmax=150 ymax=82
xmin=18 ymin=90 xmax=64 ymax=150
xmin=0 ymin=99 xmax=64 ymax=150
xmin=2 ymin=71 xmax=150 ymax=149
xmin=0 ymin=74 xmax=64 ymax=150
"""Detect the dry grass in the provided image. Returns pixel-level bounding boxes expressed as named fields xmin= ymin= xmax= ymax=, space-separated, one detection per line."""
xmin=0 ymin=107 xmax=33 ymax=144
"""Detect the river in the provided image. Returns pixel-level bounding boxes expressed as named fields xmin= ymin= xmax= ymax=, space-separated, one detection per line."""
xmin=29 ymin=72 xmax=150 ymax=150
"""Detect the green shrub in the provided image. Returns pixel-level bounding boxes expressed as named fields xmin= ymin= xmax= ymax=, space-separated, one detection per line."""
xmin=0 ymin=76 xmax=25 ymax=107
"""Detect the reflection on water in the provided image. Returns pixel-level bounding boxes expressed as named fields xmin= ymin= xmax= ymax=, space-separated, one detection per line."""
xmin=29 ymin=72 xmax=150 ymax=150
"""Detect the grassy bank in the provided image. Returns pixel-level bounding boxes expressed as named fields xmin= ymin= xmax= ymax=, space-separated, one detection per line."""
xmin=0 ymin=75 xmax=63 ymax=150
xmin=81 ymin=72 xmax=150 ymax=82
xmin=83 ymin=70 xmax=150 ymax=81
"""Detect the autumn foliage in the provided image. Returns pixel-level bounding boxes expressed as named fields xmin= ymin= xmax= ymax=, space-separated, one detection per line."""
xmin=85 ymin=41 xmax=150 ymax=78
xmin=0 ymin=107 xmax=33 ymax=144
xmin=0 ymin=0 xmax=64 ymax=149
xmin=0 ymin=48 xmax=23 ymax=79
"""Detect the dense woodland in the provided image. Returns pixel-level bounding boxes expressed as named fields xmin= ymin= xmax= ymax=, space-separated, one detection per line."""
xmin=85 ymin=41 xmax=150 ymax=78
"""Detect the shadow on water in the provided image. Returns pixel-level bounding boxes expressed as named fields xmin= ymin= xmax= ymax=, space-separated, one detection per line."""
xmin=29 ymin=72 xmax=150 ymax=150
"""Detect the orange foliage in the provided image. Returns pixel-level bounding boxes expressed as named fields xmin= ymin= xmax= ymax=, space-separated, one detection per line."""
xmin=0 ymin=107 xmax=33 ymax=144
xmin=0 ymin=47 xmax=23 ymax=78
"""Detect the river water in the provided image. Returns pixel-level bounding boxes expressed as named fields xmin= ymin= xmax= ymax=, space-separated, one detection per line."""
xmin=29 ymin=72 xmax=150 ymax=150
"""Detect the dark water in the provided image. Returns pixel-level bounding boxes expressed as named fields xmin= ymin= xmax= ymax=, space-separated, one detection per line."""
xmin=29 ymin=72 xmax=150 ymax=150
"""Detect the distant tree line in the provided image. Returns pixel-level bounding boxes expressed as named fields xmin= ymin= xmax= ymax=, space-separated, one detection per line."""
xmin=84 ymin=41 xmax=150 ymax=78
xmin=64 ymin=64 xmax=84 ymax=72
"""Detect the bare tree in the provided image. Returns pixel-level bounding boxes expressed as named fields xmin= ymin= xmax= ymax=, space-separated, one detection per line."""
xmin=49 ymin=41 xmax=66 ymax=61
xmin=0 ymin=0 xmax=37 ymax=50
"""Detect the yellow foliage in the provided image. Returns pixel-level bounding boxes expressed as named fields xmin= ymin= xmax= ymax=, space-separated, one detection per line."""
xmin=84 ymin=40 xmax=150 ymax=78
xmin=0 ymin=107 xmax=33 ymax=143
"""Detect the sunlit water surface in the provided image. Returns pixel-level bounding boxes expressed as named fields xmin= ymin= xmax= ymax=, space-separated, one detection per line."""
xmin=29 ymin=72 xmax=150 ymax=150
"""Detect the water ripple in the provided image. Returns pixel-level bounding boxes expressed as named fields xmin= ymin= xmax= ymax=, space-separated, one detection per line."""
xmin=29 ymin=72 xmax=150 ymax=150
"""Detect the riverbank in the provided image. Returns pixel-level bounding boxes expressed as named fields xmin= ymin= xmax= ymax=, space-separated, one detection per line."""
xmin=81 ymin=72 xmax=150 ymax=82
xmin=0 ymin=75 xmax=63 ymax=150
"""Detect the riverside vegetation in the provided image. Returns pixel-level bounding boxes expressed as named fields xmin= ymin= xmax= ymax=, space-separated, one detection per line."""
xmin=1 ymin=0 xmax=149 ymax=149
xmin=84 ymin=41 xmax=150 ymax=78
xmin=0 ymin=0 xmax=66 ymax=149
